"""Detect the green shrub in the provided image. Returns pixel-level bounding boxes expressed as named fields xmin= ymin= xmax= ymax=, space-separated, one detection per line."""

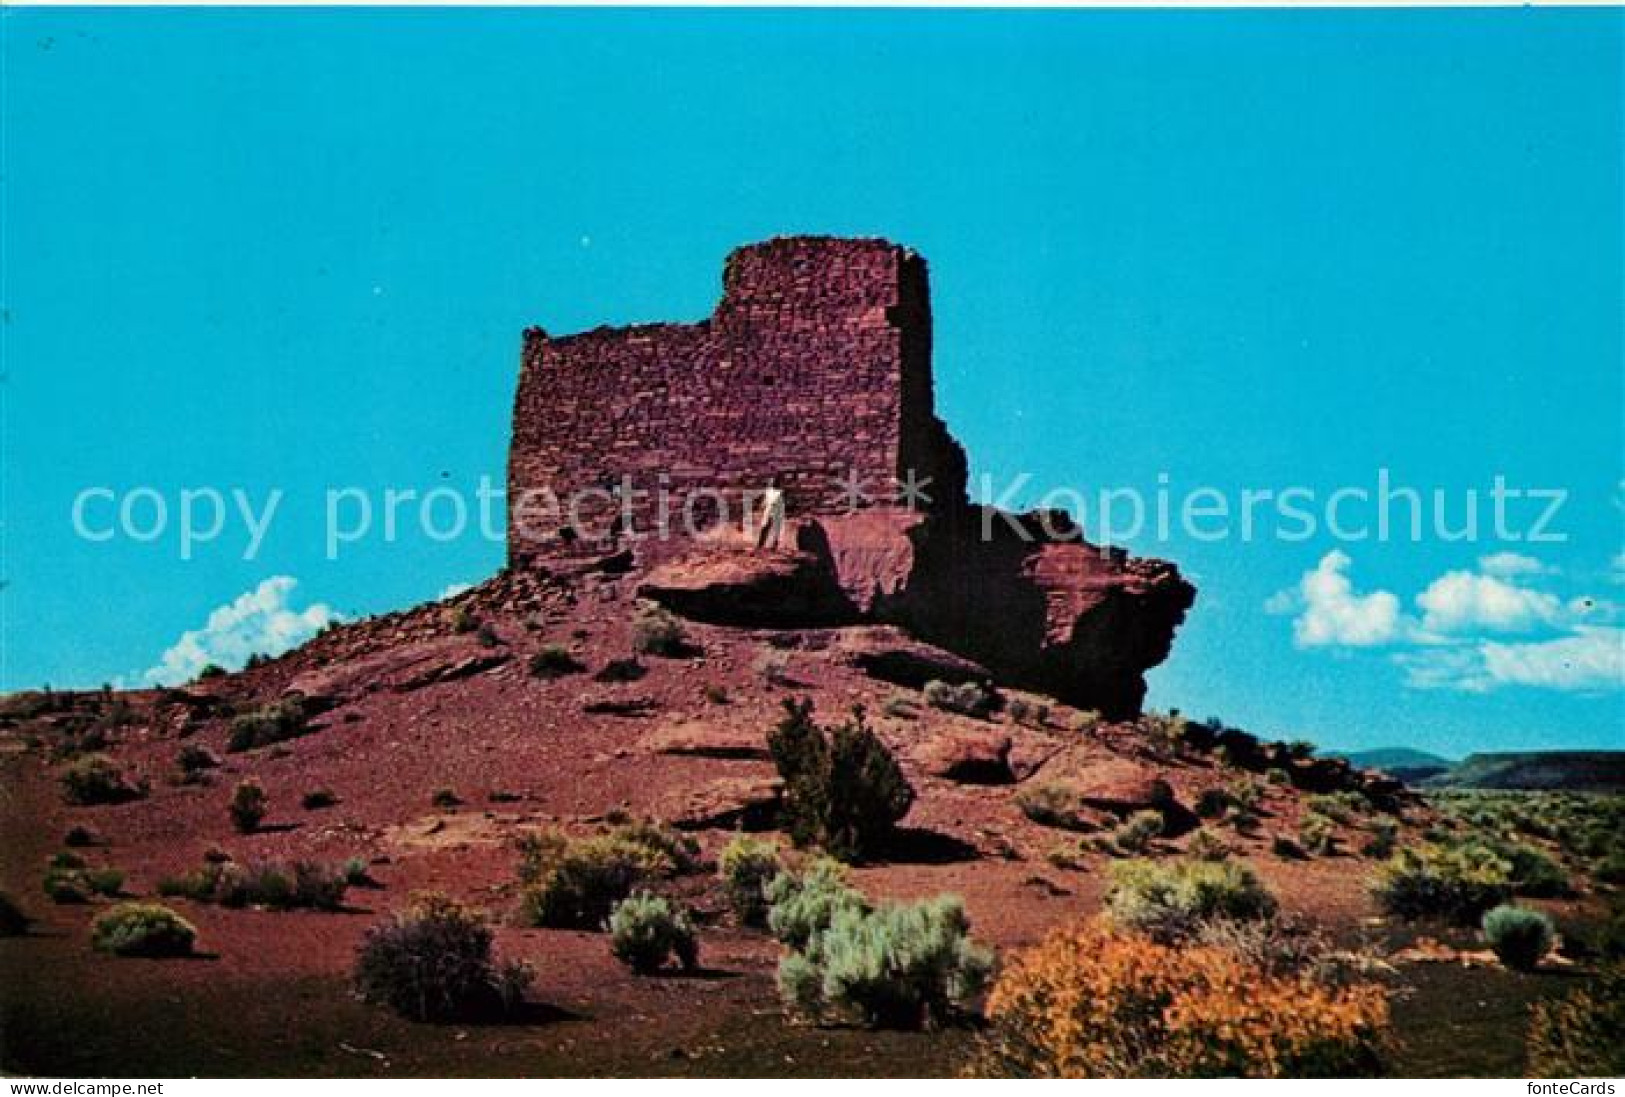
xmin=1371 ymin=844 xmax=1513 ymax=925
xmin=1481 ymin=904 xmax=1554 ymax=971
xmin=1109 ymin=810 xmax=1164 ymax=856
xmin=450 ymin=606 xmax=478 ymax=634
xmin=176 ymin=742 xmax=220 ymax=777
xmin=1597 ymin=852 xmax=1625 ymax=887
xmin=1265 ymin=767 xmax=1292 ymax=786
xmin=1104 ymin=858 xmax=1278 ymax=942
xmin=157 ymin=858 xmax=348 ymax=910
xmin=91 ymin=903 xmax=196 ymax=957
xmin=229 ymin=779 xmax=269 ymax=833
xmin=302 ymin=788 xmax=338 ymax=810
xmin=196 ymin=663 xmax=227 ymax=681
xmin=1194 ymin=787 xmax=1232 ymax=820
xmin=227 ymin=698 xmax=310 ymax=752
xmin=354 ymin=893 xmax=531 ymax=1022
xmin=608 ymin=892 xmax=699 ymax=974
xmin=1491 ymin=839 xmax=1570 ymax=898
xmin=1528 ymin=964 xmax=1625 ymax=1076
xmin=1361 ymin=819 xmax=1399 ymax=860
xmin=718 ymin=836 xmax=782 ymax=927
xmin=768 ymin=698 xmax=914 ymax=862
xmin=1187 ymin=829 xmax=1232 ymax=862
xmin=515 ymin=828 xmax=682 ymax=929
xmin=60 ymin=754 xmax=146 ymax=805
xmin=1016 ymin=783 xmax=1095 ymax=832
xmin=63 ymin=825 xmax=100 ymax=848
xmin=430 ymin=788 xmax=462 ymax=809
xmin=631 ymin=603 xmax=692 ymax=657
xmin=922 ymin=679 xmax=997 ymax=718
xmin=702 ymin=682 xmax=730 ymax=705
xmin=777 ymin=893 xmax=994 ymax=1029
xmin=528 ymin=646 xmax=585 ymax=680
xmin=593 ymin=657 xmax=646 ymax=683
xmin=1226 ymin=777 xmax=1265 ymax=814
xmin=0 ymin=892 xmax=27 ymax=935
xmin=1299 ymin=813 xmax=1338 ymax=856
xmin=765 ymin=858 xmax=869 ymax=950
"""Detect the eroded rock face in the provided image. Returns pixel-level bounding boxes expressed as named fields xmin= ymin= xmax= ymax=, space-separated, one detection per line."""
xmin=512 ymin=236 xmax=1195 ymax=718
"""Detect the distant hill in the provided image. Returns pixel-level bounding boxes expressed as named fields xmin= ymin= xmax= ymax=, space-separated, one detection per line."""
xmin=1336 ymin=747 xmax=1456 ymax=785
xmin=1434 ymin=751 xmax=1625 ymax=792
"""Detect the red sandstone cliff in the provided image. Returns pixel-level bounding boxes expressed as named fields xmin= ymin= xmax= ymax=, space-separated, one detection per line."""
xmin=510 ymin=236 xmax=1195 ymax=719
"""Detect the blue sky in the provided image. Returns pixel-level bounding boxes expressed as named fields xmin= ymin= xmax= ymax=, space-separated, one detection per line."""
xmin=4 ymin=7 xmax=1621 ymax=756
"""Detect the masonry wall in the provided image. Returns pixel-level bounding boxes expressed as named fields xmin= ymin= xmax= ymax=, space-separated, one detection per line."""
xmin=508 ymin=236 xmax=963 ymax=563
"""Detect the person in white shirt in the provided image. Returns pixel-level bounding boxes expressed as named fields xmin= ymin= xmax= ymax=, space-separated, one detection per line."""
xmin=755 ymin=479 xmax=786 ymax=550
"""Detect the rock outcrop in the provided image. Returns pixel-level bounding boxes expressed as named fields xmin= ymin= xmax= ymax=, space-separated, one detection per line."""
xmin=510 ymin=236 xmax=1195 ymax=718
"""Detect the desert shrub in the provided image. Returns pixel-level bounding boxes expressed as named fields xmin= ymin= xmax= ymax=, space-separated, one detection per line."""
xmin=1489 ymin=839 xmax=1570 ymax=898
xmin=1360 ymin=819 xmax=1399 ymax=860
xmin=765 ymin=857 xmax=870 ymax=949
xmin=354 ymin=893 xmax=531 ymax=1022
xmin=1299 ymin=813 xmax=1338 ymax=856
xmin=450 ymin=606 xmax=478 ymax=634
xmin=753 ymin=651 xmax=794 ymax=686
xmin=1272 ymin=835 xmax=1305 ymax=860
xmin=702 ymin=682 xmax=730 ymax=705
xmin=1307 ymin=792 xmax=1367 ymax=825
xmin=922 ymin=679 xmax=997 ymax=718
xmin=1104 ymin=858 xmax=1278 ymax=942
xmin=91 ymin=903 xmax=196 ymax=958
xmin=157 ymin=858 xmax=348 ymax=910
xmin=1266 ymin=767 xmax=1292 ymax=786
xmin=229 ymin=779 xmax=269 ymax=833
xmin=593 ymin=657 xmax=646 ymax=683
xmin=196 ymin=663 xmax=227 ymax=680
xmin=176 ymin=742 xmax=220 ymax=778
xmin=1072 ymin=709 xmax=1103 ymax=734
xmin=0 ymin=892 xmax=27 ymax=935
xmin=1598 ymin=852 xmax=1625 ymax=887
xmin=1226 ymin=776 xmax=1265 ymax=814
xmin=1109 ymin=810 xmax=1164 ymax=856
xmin=1481 ymin=904 xmax=1554 ymax=971
xmin=430 ymin=788 xmax=462 ymax=809
xmin=778 ymin=892 xmax=993 ymax=1029
xmin=1187 ymin=829 xmax=1232 ymax=862
xmin=631 ymin=603 xmax=692 ymax=657
xmin=60 ymin=754 xmax=146 ymax=805
xmin=63 ymin=825 xmax=100 ymax=848
xmin=302 ymin=788 xmax=338 ymax=810
xmin=1141 ymin=712 xmax=1190 ymax=755
xmin=515 ymin=828 xmax=681 ymax=929
xmin=1015 ymin=783 xmax=1095 ymax=832
xmin=1371 ymin=843 xmax=1513 ymax=925
xmin=718 ymin=835 xmax=782 ymax=926
xmin=767 ymin=698 xmax=914 ymax=862
xmin=1194 ymin=787 xmax=1231 ymax=820
xmin=611 ymin=819 xmax=700 ymax=874
xmin=528 ymin=646 xmax=584 ymax=679
xmin=608 ymin=892 xmax=699 ymax=974
xmin=974 ymin=919 xmax=1388 ymax=1077
xmin=227 ymin=698 xmax=309 ymax=752
xmin=1528 ymin=964 xmax=1625 ymax=1077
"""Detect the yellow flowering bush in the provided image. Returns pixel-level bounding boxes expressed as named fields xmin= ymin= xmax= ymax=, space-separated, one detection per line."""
xmin=973 ymin=919 xmax=1388 ymax=1078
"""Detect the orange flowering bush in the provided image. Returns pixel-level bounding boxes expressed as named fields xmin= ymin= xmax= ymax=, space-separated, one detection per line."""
xmin=973 ymin=919 xmax=1388 ymax=1078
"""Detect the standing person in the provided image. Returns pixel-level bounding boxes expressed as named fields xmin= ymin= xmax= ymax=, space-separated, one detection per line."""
xmin=755 ymin=478 xmax=786 ymax=550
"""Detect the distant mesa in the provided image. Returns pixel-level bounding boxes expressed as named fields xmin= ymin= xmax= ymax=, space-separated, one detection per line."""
xmin=508 ymin=236 xmax=1195 ymax=719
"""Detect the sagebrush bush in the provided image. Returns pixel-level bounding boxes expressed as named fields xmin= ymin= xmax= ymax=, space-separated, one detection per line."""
xmin=778 ymin=892 xmax=994 ymax=1029
xmin=768 ymin=698 xmax=914 ymax=862
xmin=631 ymin=603 xmax=692 ymax=657
xmin=593 ymin=657 xmax=647 ymax=683
xmin=922 ymin=679 xmax=997 ymax=718
xmin=1371 ymin=843 xmax=1513 ymax=925
xmin=515 ymin=825 xmax=688 ymax=929
xmin=1528 ymin=964 xmax=1625 ymax=1077
xmin=1360 ymin=819 xmax=1399 ymax=860
xmin=1299 ymin=813 xmax=1338 ymax=856
xmin=91 ymin=903 xmax=197 ymax=958
xmin=44 ymin=861 xmax=122 ymax=903
xmin=63 ymin=824 xmax=100 ymax=848
xmin=1105 ymin=858 xmax=1278 ymax=942
xmin=1109 ymin=810 xmax=1164 ymax=856
xmin=1194 ymin=787 xmax=1232 ymax=820
xmin=227 ymin=697 xmax=310 ymax=752
xmin=1016 ymin=783 xmax=1095 ymax=832
xmin=765 ymin=857 xmax=869 ymax=949
xmin=60 ymin=754 xmax=146 ymax=805
xmin=354 ymin=893 xmax=531 ymax=1022
xmin=302 ymin=788 xmax=338 ymax=810
xmin=973 ymin=919 xmax=1388 ymax=1077
xmin=158 ymin=857 xmax=348 ymax=910
xmin=529 ymin=646 xmax=585 ymax=680
xmin=1481 ymin=904 xmax=1554 ymax=971
xmin=608 ymin=892 xmax=699 ymax=974
xmin=1187 ymin=829 xmax=1232 ymax=863
xmin=718 ymin=836 xmax=782 ymax=927
xmin=229 ymin=779 xmax=269 ymax=833
xmin=176 ymin=742 xmax=220 ymax=778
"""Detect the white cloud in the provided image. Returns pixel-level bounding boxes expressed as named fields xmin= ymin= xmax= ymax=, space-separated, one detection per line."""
xmin=1415 ymin=569 xmax=1563 ymax=635
xmin=438 ymin=582 xmax=473 ymax=600
xmin=1477 ymin=551 xmax=1550 ymax=579
xmin=1268 ymin=550 xmax=1404 ymax=648
xmin=143 ymin=577 xmax=337 ymax=686
xmin=1399 ymin=626 xmax=1625 ymax=693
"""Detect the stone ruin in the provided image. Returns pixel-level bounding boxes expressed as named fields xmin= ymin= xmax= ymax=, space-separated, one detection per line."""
xmin=509 ymin=236 xmax=1195 ymax=718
